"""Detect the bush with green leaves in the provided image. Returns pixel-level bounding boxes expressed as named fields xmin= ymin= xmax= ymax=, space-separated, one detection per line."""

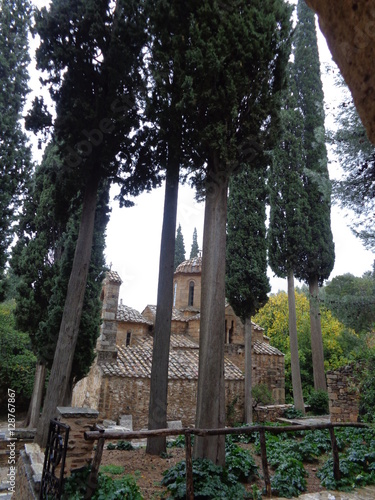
xmin=270 ymin=457 xmax=307 ymax=498
xmin=225 ymin=438 xmax=259 ymax=482
xmin=106 ymin=440 xmax=134 ymax=451
xmin=307 ymin=389 xmax=329 ymax=415
xmin=252 ymin=384 xmax=274 ymax=408
xmin=317 ymin=426 xmax=375 ymax=492
xmin=0 ymin=301 xmax=36 ymax=407
xmin=167 ymin=434 xmax=194 ymax=448
xmin=358 ymin=351 xmax=375 ymax=423
xmin=282 ymin=406 xmax=304 ymax=419
xmin=161 ymin=458 xmax=248 ymax=499
xmin=62 ymin=466 xmax=142 ymax=499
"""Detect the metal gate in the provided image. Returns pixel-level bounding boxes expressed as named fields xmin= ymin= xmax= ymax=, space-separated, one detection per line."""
xmin=40 ymin=419 xmax=70 ymax=499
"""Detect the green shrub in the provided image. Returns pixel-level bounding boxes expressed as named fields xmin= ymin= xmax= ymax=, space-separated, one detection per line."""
xmin=116 ymin=440 xmax=134 ymax=451
xmin=317 ymin=427 xmax=375 ymax=491
xmin=282 ymin=406 xmax=304 ymax=419
xmin=99 ymin=464 xmax=125 ymax=475
xmin=167 ymin=434 xmax=194 ymax=448
xmin=307 ymin=389 xmax=329 ymax=415
xmin=0 ymin=301 xmax=36 ymax=406
xmin=358 ymin=352 xmax=375 ymax=423
xmin=225 ymin=439 xmax=258 ymax=482
xmin=62 ymin=466 xmax=142 ymax=499
xmin=161 ymin=459 xmax=248 ymax=499
xmin=270 ymin=457 xmax=307 ymax=498
xmin=252 ymin=384 xmax=274 ymax=408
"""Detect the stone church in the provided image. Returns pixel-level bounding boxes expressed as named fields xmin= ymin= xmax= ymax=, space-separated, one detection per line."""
xmin=72 ymin=256 xmax=285 ymax=428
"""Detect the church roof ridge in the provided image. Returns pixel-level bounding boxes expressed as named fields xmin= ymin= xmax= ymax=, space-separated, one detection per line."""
xmin=175 ymin=255 xmax=202 ymax=274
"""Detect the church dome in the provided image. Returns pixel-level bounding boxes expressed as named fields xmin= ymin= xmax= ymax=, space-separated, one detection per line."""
xmin=175 ymin=255 xmax=202 ymax=274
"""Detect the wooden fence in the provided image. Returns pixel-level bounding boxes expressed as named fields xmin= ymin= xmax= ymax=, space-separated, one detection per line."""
xmin=84 ymin=421 xmax=369 ymax=499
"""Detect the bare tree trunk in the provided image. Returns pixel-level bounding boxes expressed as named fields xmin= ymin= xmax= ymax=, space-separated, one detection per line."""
xmin=35 ymin=174 xmax=100 ymax=447
xmin=147 ymin=164 xmax=179 ymax=455
xmin=21 ymin=361 xmax=46 ymax=428
xmin=244 ymin=317 xmax=253 ymax=424
xmin=287 ymin=270 xmax=305 ymax=414
xmin=309 ymin=276 xmax=327 ymax=392
xmin=194 ymin=167 xmax=228 ymax=466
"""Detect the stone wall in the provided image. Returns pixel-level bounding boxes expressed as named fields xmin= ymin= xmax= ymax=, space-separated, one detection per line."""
xmin=327 ymin=365 xmax=361 ymax=423
xmin=252 ymin=353 xmax=285 ymax=404
xmin=72 ymin=364 xmax=103 ymax=410
xmin=174 ymin=273 xmax=202 ymax=309
xmin=116 ymin=322 xmax=150 ymax=347
xmin=79 ymin=374 xmax=244 ymax=429
xmin=254 ymin=404 xmax=292 ymax=423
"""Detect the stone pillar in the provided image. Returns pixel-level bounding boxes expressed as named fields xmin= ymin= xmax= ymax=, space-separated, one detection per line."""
xmin=57 ymin=407 xmax=99 ymax=475
xmin=327 ymin=365 xmax=361 ymax=423
xmin=97 ymin=271 xmax=122 ymax=364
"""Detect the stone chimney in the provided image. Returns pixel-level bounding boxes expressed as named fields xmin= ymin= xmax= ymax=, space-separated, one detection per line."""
xmin=97 ymin=270 xmax=122 ymax=364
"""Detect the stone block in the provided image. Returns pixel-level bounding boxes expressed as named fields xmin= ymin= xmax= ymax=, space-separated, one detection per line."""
xmin=167 ymin=420 xmax=182 ymax=430
xmin=119 ymin=415 xmax=133 ymax=430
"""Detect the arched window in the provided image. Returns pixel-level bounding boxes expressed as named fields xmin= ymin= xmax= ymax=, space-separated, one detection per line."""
xmin=188 ymin=281 xmax=194 ymax=306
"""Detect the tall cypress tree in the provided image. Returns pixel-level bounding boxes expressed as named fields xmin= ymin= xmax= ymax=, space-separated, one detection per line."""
xmin=32 ymin=0 xmax=157 ymax=447
xmin=293 ymin=0 xmax=335 ymax=392
xmin=174 ymin=224 xmax=186 ymax=270
xmin=182 ymin=0 xmax=292 ymax=464
xmin=144 ymin=0 xmax=200 ymax=455
xmin=0 ymin=0 xmax=31 ymax=299
xmin=11 ymin=143 xmax=109 ymax=423
xmin=190 ymin=228 xmax=199 ymax=259
xmin=226 ymin=162 xmax=270 ymax=424
xmin=268 ymin=64 xmax=308 ymax=413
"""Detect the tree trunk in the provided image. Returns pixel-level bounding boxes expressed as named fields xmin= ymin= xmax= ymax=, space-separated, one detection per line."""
xmin=35 ymin=174 xmax=100 ymax=447
xmin=194 ymin=166 xmax=228 ymax=466
xmin=146 ymin=164 xmax=179 ymax=455
xmin=287 ymin=270 xmax=305 ymax=414
xmin=21 ymin=361 xmax=46 ymax=429
xmin=244 ymin=316 xmax=253 ymax=424
xmin=309 ymin=276 xmax=327 ymax=392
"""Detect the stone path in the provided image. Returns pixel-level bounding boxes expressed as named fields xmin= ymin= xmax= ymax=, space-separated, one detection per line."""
xmin=296 ymin=486 xmax=375 ymax=499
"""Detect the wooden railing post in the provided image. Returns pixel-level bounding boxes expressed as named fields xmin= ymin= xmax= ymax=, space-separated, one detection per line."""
xmin=259 ymin=428 xmax=271 ymax=497
xmin=185 ymin=431 xmax=194 ymax=500
xmin=85 ymin=426 xmax=105 ymax=499
xmin=328 ymin=425 xmax=341 ymax=482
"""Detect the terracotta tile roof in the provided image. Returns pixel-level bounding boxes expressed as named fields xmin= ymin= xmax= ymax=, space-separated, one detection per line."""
xmin=143 ymin=305 xmax=192 ymax=322
xmin=137 ymin=333 xmax=199 ymax=350
xmin=101 ymin=345 xmax=243 ymax=380
xmin=106 ymin=270 xmax=122 ymax=284
xmin=175 ymin=256 xmax=202 ymax=274
xmin=116 ymin=304 xmax=153 ymax=325
xmin=253 ymin=340 xmax=284 ymax=357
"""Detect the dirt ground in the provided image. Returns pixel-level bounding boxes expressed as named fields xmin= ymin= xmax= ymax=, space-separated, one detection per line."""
xmin=100 ymin=441 xmax=326 ymax=499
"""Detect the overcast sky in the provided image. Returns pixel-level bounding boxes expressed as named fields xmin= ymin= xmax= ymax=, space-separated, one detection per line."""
xmin=28 ymin=1 xmax=374 ymax=312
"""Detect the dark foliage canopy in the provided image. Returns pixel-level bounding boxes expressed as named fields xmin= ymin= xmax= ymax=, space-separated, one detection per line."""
xmin=226 ymin=163 xmax=270 ymax=322
xmin=0 ymin=0 xmax=32 ymax=298
xmin=293 ymin=0 xmax=335 ymax=285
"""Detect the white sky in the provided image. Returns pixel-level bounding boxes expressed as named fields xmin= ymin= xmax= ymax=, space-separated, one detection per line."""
xmin=27 ymin=2 xmax=374 ymax=312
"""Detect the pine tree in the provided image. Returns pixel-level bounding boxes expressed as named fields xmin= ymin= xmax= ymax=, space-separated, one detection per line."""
xmin=174 ymin=224 xmax=186 ymax=270
xmin=268 ymin=64 xmax=308 ymax=413
xmin=0 ymin=0 xmax=32 ymax=299
xmin=226 ymin=161 xmax=270 ymax=424
xmin=190 ymin=228 xmax=199 ymax=259
xmin=293 ymin=0 xmax=335 ymax=392
xmin=32 ymin=0 xmax=156 ymax=447
xmin=182 ymin=0 xmax=292 ymax=464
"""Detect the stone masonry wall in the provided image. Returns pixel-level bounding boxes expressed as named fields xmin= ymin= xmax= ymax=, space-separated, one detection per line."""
xmin=95 ymin=376 xmax=244 ymax=429
xmin=327 ymin=364 xmax=360 ymax=423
